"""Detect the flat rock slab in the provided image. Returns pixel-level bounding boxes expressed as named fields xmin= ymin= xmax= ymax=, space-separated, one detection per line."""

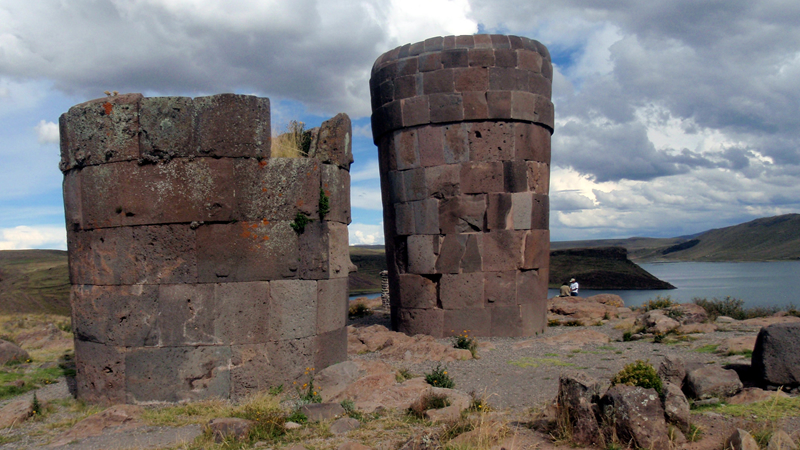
xmin=536 ymin=329 xmax=610 ymax=347
xmin=330 ymin=417 xmax=361 ymax=435
xmin=51 ymin=424 xmax=203 ymax=450
xmin=300 ymin=402 xmax=346 ymax=422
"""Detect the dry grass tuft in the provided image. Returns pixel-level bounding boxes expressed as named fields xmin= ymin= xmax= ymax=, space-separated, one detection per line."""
xmin=271 ymin=120 xmax=312 ymax=158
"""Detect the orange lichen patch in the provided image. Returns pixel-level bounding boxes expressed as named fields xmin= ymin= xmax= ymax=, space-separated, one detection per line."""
xmin=324 ymin=190 xmax=331 ymax=196
xmin=241 ymin=231 xmax=252 ymax=238
xmin=261 ymin=219 xmax=270 ymax=225
xmin=262 ymin=188 xmax=267 ymax=192
xmin=258 ymin=160 xmax=268 ymax=167
xmin=324 ymin=183 xmax=329 ymax=188
xmin=278 ymin=193 xmax=283 ymax=197
xmin=297 ymin=200 xmax=304 ymax=207
xmin=262 ymin=236 xmax=269 ymax=241
xmin=103 ymin=102 xmax=113 ymax=115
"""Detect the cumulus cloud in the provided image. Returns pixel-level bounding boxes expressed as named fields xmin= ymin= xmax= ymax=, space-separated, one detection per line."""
xmin=351 ymin=186 xmax=383 ymax=210
xmin=0 ymin=225 xmax=66 ymax=250
xmin=34 ymin=120 xmax=59 ymax=144
xmin=348 ymin=222 xmax=384 ymax=245
xmin=350 ymin=159 xmax=380 ymax=181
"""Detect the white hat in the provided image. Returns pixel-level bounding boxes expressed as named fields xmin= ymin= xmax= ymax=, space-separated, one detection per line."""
xmin=570 ymin=278 xmax=576 ymax=282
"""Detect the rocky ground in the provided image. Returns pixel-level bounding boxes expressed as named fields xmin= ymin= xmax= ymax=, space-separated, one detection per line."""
xmin=0 ymin=298 xmax=798 ymax=449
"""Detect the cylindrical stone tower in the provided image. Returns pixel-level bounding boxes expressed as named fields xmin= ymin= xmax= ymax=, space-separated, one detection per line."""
xmin=60 ymin=93 xmax=352 ymax=404
xmin=369 ymin=35 xmax=552 ymax=338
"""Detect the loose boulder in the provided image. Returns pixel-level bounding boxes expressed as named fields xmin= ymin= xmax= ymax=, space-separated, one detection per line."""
xmin=601 ymin=385 xmax=670 ymax=450
xmin=0 ymin=340 xmax=29 ymax=365
xmin=752 ymin=323 xmax=800 ymax=388
xmin=658 ymin=355 xmax=686 ymax=386
xmin=662 ymin=382 xmax=690 ymax=433
xmin=207 ymin=418 xmax=254 ymax=443
xmin=636 ymin=310 xmax=680 ymax=335
xmin=685 ymin=366 xmax=743 ymax=399
xmin=557 ymin=372 xmax=603 ymax=446
xmin=725 ymin=428 xmax=760 ymax=450
xmin=767 ymin=430 xmax=796 ymax=450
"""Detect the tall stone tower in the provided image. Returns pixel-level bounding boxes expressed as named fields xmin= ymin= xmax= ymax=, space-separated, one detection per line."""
xmin=369 ymin=35 xmax=553 ymax=337
xmin=60 ymin=93 xmax=352 ymax=404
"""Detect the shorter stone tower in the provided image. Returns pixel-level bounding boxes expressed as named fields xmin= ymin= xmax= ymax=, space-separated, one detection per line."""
xmin=369 ymin=35 xmax=553 ymax=338
xmin=61 ymin=93 xmax=352 ymax=404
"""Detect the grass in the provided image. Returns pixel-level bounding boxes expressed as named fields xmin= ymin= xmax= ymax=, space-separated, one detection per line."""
xmin=693 ymin=344 xmax=719 ymax=353
xmin=0 ymin=363 xmax=68 ymax=400
xmin=693 ymin=396 xmax=800 ymax=420
xmin=640 ymin=295 xmax=677 ymax=311
xmin=271 ymin=120 xmax=312 ymax=158
xmin=424 ymin=365 xmax=454 ymax=389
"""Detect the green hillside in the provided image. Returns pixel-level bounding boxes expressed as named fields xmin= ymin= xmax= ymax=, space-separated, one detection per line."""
xmin=0 ymin=250 xmax=71 ymax=315
xmin=549 ymin=247 xmax=674 ymax=289
xmin=348 ymin=246 xmax=387 ymax=295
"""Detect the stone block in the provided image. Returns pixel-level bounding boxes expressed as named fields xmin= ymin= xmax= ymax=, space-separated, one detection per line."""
xmin=454 ymin=67 xmax=489 ymax=92
xmin=443 ymin=124 xmax=469 ymax=164
xmin=429 ymin=93 xmax=464 ymax=123
xmin=394 ymin=202 xmax=414 ymax=236
xmin=532 ymin=194 xmax=549 ymax=230
xmin=394 ymin=129 xmax=420 ymax=170
xmin=326 ymin=221 xmax=352 ymax=279
xmin=443 ymin=35 xmax=456 ymax=49
xmin=139 ymin=96 xmax=195 ymax=161
xmin=473 ymin=34 xmax=492 ymax=48
xmin=529 ymin=73 xmax=552 ymax=98
xmin=418 ymin=52 xmax=442 ymax=72
xmin=512 ymin=192 xmax=533 ymax=230
xmin=443 ymin=308 xmax=491 ymax=336
xmin=381 ymin=100 xmax=403 ymax=137
xmin=484 ymin=271 xmax=517 ymax=306
xmin=403 ymin=168 xmax=428 ymax=201
xmin=468 ymin=48 xmax=495 ymax=67
xmin=407 ymin=235 xmax=441 ymax=274
xmin=214 ymin=281 xmax=272 ymax=344
xmin=270 ymin=280 xmax=318 ymax=340
xmin=297 ymin=221 xmax=331 ymax=280
xmin=441 ymin=273 xmax=484 ymax=309
xmin=394 ymin=75 xmax=418 ymax=100
xmin=193 ymin=94 xmax=270 ymax=158
xmin=494 ymin=49 xmax=517 ymax=68
xmin=425 ymin=164 xmax=460 ymax=199
xmin=229 ymin=343 xmax=282 ymax=400
xmin=398 ymin=308 xmax=444 ymax=337
xmin=442 ymin=49 xmax=469 ymax=69
xmin=196 ymin=221 xmax=298 ymax=282
xmin=521 ymin=299 xmax=547 ymax=335
xmin=486 ymin=91 xmax=512 ymax=119
xmin=74 ymin=339 xmax=126 ymax=405
xmin=461 ymin=234 xmax=483 ymax=273
xmin=402 ymin=95 xmax=430 ymax=128
xmin=516 ymin=269 xmax=547 ymax=305
xmin=424 ymin=36 xmax=444 ymax=52
xmin=321 ymin=164 xmax=351 ymax=224
xmin=490 ymin=306 xmax=524 ymax=337
xmin=423 ymin=69 xmax=454 ymax=94
xmin=435 ymin=234 xmax=466 ymax=274
xmin=503 ymin=161 xmax=528 ymax=193
xmin=489 ymin=67 xmax=528 ymax=91
xmin=316 ymin=327 xmax=347 ymax=370
xmin=269 ymin=336 xmax=318 ymax=383
xmin=387 ymin=170 xmax=406 ymax=203
xmin=509 ymin=91 xmax=536 ymax=122
xmin=126 ymin=346 xmax=232 ymax=403
xmin=483 ymin=230 xmax=524 ymax=272
xmin=62 ymin=169 xmax=83 ymax=231
xmin=535 ymin=95 xmax=555 ymax=130
xmin=409 ymin=42 xmax=426 ymax=57
xmin=235 ymin=157 xmax=321 ymax=222
xmin=523 ymin=230 xmax=550 ymax=270
xmin=418 ymin=126 xmax=445 ymax=167
xmin=69 ymin=225 xmax=197 ymax=286
xmin=460 ymin=161 xmax=503 ymax=194
xmin=71 ymin=284 xmax=160 ymax=347
xmin=514 ymin=122 xmax=551 ymax=162
xmin=486 ymin=193 xmax=512 ymax=230
xmin=412 ymin=198 xmax=440 ymax=235
xmin=398 ymin=274 xmax=438 ymax=309
xmin=542 ymin=59 xmax=553 ymax=80
xmin=526 ymin=161 xmax=550 ymax=194
xmin=517 ymin=50 xmax=543 ymax=72
xmin=80 ymin=158 xmax=236 ymax=228
xmin=462 ymin=91 xmax=489 ymax=120
xmin=490 ymin=34 xmax=511 ymax=49
xmin=455 ymin=35 xmax=474 ymax=48
xmin=309 ymin=113 xmax=353 ymax=170
xmin=468 ymin=122 xmax=513 ymax=161
xmin=59 ymin=94 xmax=142 ymax=171
xmin=438 ymin=195 xmax=486 ymax=234
xmin=317 ymin=278 xmax=348 ymax=334
xmin=157 ymin=283 xmax=217 ymax=346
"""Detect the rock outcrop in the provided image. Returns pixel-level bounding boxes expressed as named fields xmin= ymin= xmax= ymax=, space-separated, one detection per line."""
xmin=752 ymin=322 xmax=800 ymax=388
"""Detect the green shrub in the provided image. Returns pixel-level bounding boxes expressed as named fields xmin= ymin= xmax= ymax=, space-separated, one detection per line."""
xmin=424 ymin=364 xmax=454 ymax=389
xmin=641 ymin=295 xmax=677 ymax=312
xmin=611 ymin=360 xmax=663 ymax=395
xmin=451 ymin=330 xmax=478 ymax=358
xmin=348 ymin=301 xmax=372 ymax=318
xmin=289 ymin=212 xmax=312 ymax=234
xmin=318 ymin=189 xmax=330 ymax=221
xmin=693 ymin=296 xmax=779 ymax=321
xmin=622 ymin=331 xmax=633 ymax=342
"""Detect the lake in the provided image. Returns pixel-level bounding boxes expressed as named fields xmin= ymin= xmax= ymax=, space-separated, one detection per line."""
xmin=351 ymin=261 xmax=800 ymax=310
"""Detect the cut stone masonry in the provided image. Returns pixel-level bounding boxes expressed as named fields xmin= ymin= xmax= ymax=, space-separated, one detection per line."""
xmin=61 ymin=93 xmax=352 ymax=404
xmin=370 ymin=35 xmax=553 ymax=337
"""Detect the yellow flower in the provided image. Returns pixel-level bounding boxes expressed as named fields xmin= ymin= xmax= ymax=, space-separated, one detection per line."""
xmin=443 ymin=371 xmax=447 ymax=375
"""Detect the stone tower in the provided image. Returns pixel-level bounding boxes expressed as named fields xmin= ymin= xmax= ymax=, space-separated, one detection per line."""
xmin=60 ymin=93 xmax=352 ymax=404
xmin=369 ymin=35 xmax=553 ymax=337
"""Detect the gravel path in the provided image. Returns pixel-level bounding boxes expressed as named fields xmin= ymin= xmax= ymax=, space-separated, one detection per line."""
xmin=348 ymin=311 xmax=757 ymax=411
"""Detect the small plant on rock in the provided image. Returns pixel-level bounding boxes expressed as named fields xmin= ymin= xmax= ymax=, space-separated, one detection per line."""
xmin=289 ymin=212 xmax=311 ymax=234
xmin=451 ymin=330 xmax=478 ymax=358
xmin=610 ymin=360 xmax=663 ymax=395
xmin=31 ymin=392 xmax=41 ymax=417
xmin=409 ymin=392 xmax=450 ymax=418
xmin=641 ymin=295 xmax=677 ymax=311
xmin=294 ymin=367 xmax=322 ymax=404
xmin=424 ymin=364 xmax=454 ymax=389
xmin=318 ymin=189 xmax=330 ymax=220
xmin=348 ymin=301 xmax=372 ymax=318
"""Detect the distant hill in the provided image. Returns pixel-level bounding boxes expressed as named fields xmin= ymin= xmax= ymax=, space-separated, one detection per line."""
xmin=348 ymin=246 xmax=387 ymax=295
xmin=0 ymin=250 xmax=70 ymax=315
xmin=549 ymin=247 xmax=674 ymax=290
xmin=553 ymin=214 xmax=800 ymax=262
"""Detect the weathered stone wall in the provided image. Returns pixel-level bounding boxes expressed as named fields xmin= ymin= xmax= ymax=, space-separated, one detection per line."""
xmin=60 ymin=93 xmax=352 ymax=404
xmin=369 ymin=35 xmax=552 ymax=338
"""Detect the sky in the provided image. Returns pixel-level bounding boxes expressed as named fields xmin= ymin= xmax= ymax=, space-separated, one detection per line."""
xmin=1 ymin=0 xmax=799 ymax=250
